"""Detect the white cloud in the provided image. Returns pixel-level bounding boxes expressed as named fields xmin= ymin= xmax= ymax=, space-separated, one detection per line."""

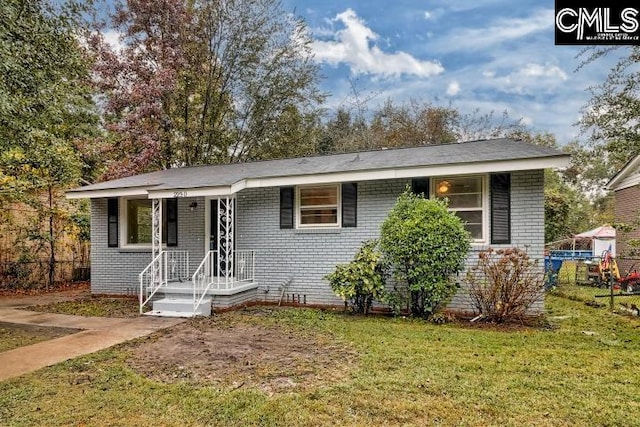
xmin=431 ymin=9 xmax=554 ymax=52
xmin=422 ymin=8 xmax=446 ymax=21
xmin=312 ymin=9 xmax=444 ymax=79
xmin=102 ymin=29 xmax=124 ymax=53
xmin=446 ymin=81 xmax=460 ymax=96
xmin=484 ymin=63 xmax=569 ymax=95
xmin=519 ymin=63 xmax=567 ymax=80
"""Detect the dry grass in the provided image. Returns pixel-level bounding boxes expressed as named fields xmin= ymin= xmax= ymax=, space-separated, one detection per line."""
xmin=0 ymin=322 xmax=79 ymax=353
xmin=25 ymin=296 xmax=140 ymax=318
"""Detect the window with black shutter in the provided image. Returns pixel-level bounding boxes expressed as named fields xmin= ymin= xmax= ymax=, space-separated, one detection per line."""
xmin=434 ymin=176 xmax=484 ymax=240
xmin=490 ymin=173 xmax=511 ymax=244
xmin=342 ymin=183 xmax=357 ymax=227
xmin=411 ymin=178 xmax=430 ymax=197
xmin=166 ymin=198 xmax=178 ymax=246
xmin=107 ymin=198 xmax=118 ymax=247
xmin=111 ymin=198 xmax=180 ymax=248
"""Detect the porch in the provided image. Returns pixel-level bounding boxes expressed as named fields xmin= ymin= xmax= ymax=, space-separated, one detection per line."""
xmin=139 ymin=250 xmax=258 ymax=317
xmin=138 ymin=195 xmax=258 ymax=317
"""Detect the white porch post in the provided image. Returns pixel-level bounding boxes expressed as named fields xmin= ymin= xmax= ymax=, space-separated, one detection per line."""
xmin=217 ymin=197 xmax=234 ymax=285
xmin=152 ymin=198 xmax=163 ymax=283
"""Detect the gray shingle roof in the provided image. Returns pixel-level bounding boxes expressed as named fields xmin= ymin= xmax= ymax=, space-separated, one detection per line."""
xmin=68 ymin=138 xmax=568 ymax=194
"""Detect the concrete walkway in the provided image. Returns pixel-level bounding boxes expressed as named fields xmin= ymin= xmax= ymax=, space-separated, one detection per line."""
xmin=0 ymin=290 xmax=185 ymax=382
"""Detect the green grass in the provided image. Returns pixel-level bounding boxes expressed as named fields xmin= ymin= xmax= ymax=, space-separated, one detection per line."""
xmin=25 ymin=297 xmax=140 ymax=318
xmin=0 ymin=322 xmax=79 ymax=353
xmin=2 ymin=295 xmax=640 ymax=426
xmin=552 ymin=283 xmax=640 ymax=314
xmin=553 ymin=261 xmax=640 ymax=313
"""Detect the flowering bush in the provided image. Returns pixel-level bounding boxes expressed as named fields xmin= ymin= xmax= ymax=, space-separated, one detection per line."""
xmin=465 ymin=247 xmax=544 ymax=323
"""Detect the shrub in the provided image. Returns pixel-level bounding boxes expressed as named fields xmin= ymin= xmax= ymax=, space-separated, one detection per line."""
xmin=325 ymin=240 xmax=386 ymax=315
xmin=380 ymin=189 xmax=471 ymax=318
xmin=465 ymin=247 xmax=544 ymax=323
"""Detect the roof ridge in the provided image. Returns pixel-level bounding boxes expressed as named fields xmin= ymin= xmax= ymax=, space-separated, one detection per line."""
xmin=182 ymin=137 xmax=516 ymax=169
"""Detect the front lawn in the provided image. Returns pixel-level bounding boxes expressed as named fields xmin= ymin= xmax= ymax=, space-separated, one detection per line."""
xmin=0 ymin=322 xmax=79 ymax=353
xmin=1 ymin=294 xmax=639 ymax=426
xmin=25 ymin=296 xmax=140 ymax=318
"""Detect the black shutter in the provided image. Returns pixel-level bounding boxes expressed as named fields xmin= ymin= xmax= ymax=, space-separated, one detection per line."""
xmin=280 ymin=187 xmax=294 ymax=229
xmin=342 ymin=183 xmax=357 ymax=227
xmin=107 ymin=198 xmax=118 ymax=247
xmin=491 ymin=173 xmax=511 ymax=244
xmin=166 ymin=198 xmax=178 ymax=246
xmin=411 ymin=178 xmax=430 ymax=198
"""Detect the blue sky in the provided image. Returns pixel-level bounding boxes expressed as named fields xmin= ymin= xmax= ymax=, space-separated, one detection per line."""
xmin=281 ymin=0 xmax=627 ymax=145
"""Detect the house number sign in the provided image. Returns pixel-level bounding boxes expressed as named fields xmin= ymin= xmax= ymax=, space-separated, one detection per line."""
xmin=173 ymin=191 xmax=188 ymax=198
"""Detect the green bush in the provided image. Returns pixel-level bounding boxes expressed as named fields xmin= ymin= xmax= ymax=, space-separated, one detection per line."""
xmin=380 ymin=189 xmax=471 ymax=318
xmin=325 ymin=240 xmax=386 ymax=315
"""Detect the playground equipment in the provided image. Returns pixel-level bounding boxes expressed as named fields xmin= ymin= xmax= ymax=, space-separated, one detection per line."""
xmin=597 ymin=249 xmax=620 ymax=286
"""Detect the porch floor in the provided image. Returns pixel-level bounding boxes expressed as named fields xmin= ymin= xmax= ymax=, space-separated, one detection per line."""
xmin=162 ymin=278 xmax=259 ymax=296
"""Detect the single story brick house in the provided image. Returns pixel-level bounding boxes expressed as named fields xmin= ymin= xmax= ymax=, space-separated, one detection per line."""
xmin=607 ymin=153 xmax=640 ymax=274
xmin=67 ymin=138 xmax=569 ymax=317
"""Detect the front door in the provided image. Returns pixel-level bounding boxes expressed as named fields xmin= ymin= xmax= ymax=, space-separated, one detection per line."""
xmin=209 ymin=198 xmax=235 ymax=276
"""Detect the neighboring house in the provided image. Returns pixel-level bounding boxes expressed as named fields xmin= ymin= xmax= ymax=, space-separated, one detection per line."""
xmin=67 ymin=138 xmax=569 ymax=317
xmin=606 ymin=154 xmax=640 ymax=274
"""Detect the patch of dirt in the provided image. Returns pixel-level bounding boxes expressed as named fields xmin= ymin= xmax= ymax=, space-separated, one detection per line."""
xmin=127 ymin=313 xmax=358 ymax=394
xmin=454 ymin=316 xmax=550 ymax=332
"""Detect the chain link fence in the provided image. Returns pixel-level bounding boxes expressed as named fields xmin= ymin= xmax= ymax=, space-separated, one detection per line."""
xmin=1 ymin=204 xmax=90 ymax=291
xmin=0 ymin=260 xmax=90 ymax=290
xmin=551 ymin=257 xmax=640 ymax=317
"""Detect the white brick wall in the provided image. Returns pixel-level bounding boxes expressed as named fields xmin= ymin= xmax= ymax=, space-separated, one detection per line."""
xmin=90 ymin=170 xmax=545 ymax=314
xmin=91 ymin=197 xmax=206 ymax=295
xmin=236 ymin=179 xmax=406 ymax=306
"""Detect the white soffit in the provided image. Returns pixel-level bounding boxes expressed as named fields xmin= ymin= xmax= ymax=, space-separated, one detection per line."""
xmin=607 ymin=154 xmax=640 ymax=191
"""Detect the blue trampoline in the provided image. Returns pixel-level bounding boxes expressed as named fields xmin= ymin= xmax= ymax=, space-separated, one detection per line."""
xmin=544 ymin=250 xmax=594 ymax=288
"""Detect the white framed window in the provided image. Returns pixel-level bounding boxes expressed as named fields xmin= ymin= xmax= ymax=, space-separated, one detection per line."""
xmin=433 ymin=175 xmax=487 ymax=242
xmin=121 ymin=197 xmax=153 ymax=246
xmin=118 ymin=197 xmax=177 ymax=248
xmin=296 ymin=184 xmax=341 ymax=228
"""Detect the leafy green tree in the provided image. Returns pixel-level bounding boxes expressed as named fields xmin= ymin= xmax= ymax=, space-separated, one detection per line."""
xmin=510 ymin=131 xmax=612 ymax=242
xmin=367 ymin=99 xmax=459 ymax=149
xmin=91 ymin=0 xmax=325 ymax=178
xmin=578 ymin=46 xmax=640 ymax=169
xmin=380 ymin=190 xmax=471 ymax=318
xmin=320 ymin=98 xmax=527 ymax=154
xmin=0 ymin=0 xmax=97 ymax=287
xmin=544 ymin=167 xmax=613 ymax=243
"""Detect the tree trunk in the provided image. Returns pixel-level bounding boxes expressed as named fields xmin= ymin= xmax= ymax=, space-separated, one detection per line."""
xmin=47 ymin=185 xmax=55 ymax=290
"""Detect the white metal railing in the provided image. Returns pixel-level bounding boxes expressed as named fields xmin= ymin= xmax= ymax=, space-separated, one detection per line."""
xmin=234 ymin=250 xmax=255 ymax=284
xmin=191 ymin=250 xmax=255 ymax=315
xmin=139 ymin=250 xmax=190 ymax=313
xmin=192 ymin=250 xmax=216 ymax=314
xmin=166 ymin=250 xmax=189 ymax=282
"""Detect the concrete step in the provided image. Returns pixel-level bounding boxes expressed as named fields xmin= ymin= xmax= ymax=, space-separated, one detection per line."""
xmin=143 ymin=310 xmax=194 ymax=318
xmin=149 ymin=296 xmax=212 ymax=317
